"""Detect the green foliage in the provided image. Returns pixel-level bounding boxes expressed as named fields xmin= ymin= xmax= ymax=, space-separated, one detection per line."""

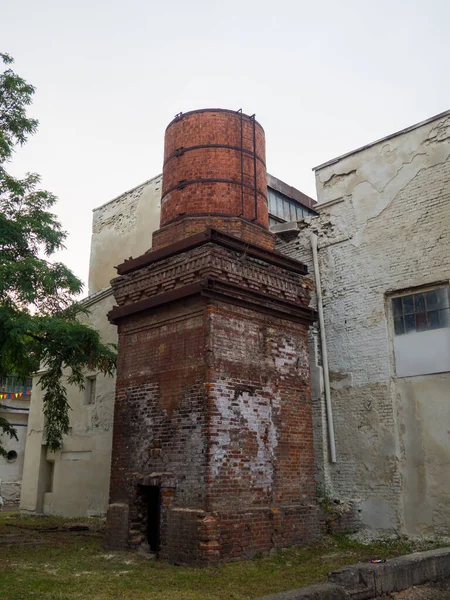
xmin=0 ymin=53 xmax=116 ymax=455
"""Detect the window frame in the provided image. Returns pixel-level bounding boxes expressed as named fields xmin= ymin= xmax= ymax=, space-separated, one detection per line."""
xmin=391 ymin=286 xmax=450 ymax=336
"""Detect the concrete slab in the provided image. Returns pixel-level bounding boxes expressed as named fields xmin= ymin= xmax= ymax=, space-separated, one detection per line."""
xmin=254 ymin=548 xmax=450 ymax=600
xmin=329 ymin=547 xmax=450 ymax=597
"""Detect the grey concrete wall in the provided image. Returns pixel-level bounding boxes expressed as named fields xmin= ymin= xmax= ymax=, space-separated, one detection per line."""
xmin=276 ymin=112 xmax=450 ymax=534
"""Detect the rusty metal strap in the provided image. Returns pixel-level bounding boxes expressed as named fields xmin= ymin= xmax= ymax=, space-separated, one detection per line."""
xmin=161 ymin=178 xmax=268 ymax=203
xmin=163 ymin=144 xmax=266 ymax=167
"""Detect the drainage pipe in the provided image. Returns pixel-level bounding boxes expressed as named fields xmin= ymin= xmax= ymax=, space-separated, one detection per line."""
xmin=310 ymin=233 xmax=337 ymax=463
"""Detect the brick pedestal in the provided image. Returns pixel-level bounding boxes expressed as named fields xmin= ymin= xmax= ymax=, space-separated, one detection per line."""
xmin=105 ymin=230 xmax=317 ymax=562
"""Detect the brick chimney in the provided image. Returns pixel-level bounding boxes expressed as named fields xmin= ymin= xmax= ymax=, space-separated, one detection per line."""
xmin=105 ymin=109 xmax=318 ymax=564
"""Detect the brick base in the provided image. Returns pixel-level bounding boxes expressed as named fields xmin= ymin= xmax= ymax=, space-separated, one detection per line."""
xmin=163 ymin=505 xmax=319 ymax=564
xmin=152 ymin=216 xmax=275 ymax=250
xmin=107 ymin=502 xmax=319 ymax=564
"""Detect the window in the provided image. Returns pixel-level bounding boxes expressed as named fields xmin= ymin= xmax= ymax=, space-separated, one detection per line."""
xmin=267 ymin=188 xmax=315 ymax=224
xmin=0 ymin=375 xmax=32 ymax=394
xmin=391 ymin=286 xmax=450 ymax=377
xmin=392 ymin=288 xmax=450 ymax=335
xmin=84 ymin=376 xmax=97 ymax=405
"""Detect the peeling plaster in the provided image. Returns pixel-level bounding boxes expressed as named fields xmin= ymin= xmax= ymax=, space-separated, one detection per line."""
xmin=277 ymin=111 xmax=450 ymax=535
xmin=211 ymin=384 xmax=280 ymax=490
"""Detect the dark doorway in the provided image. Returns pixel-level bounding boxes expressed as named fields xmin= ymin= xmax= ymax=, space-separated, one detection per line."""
xmin=143 ymin=485 xmax=161 ymax=553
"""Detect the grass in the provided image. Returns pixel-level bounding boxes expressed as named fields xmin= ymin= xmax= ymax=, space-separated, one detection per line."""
xmin=0 ymin=512 xmax=447 ymax=600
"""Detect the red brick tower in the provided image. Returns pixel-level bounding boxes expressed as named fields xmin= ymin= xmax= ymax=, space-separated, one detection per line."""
xmin=105 ymin=109 xmax=318 ymax=563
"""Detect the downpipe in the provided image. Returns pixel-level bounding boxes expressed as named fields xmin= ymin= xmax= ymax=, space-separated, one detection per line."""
xmin=311 ymin=233 xmax=337 ymax=463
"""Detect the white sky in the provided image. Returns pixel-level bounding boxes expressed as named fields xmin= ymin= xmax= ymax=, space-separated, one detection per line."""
xmin=2 ymin=0 xmax=449 ymax=290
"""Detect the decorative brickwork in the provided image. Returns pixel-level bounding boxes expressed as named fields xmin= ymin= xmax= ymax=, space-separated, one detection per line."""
xmin=105 ymin=109 xmax=318 ymax=563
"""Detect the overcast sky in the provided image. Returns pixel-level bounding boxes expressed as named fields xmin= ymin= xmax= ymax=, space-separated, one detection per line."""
xmin=2 ymin=0 xmax=449 ymax=290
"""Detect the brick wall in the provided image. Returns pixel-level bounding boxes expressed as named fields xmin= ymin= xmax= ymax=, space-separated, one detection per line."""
xmin=106 ymin=237 xmax=318 ymax=562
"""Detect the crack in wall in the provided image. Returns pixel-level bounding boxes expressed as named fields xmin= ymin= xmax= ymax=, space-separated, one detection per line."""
xmin=322 ymin=169 xmax=357 ymax=188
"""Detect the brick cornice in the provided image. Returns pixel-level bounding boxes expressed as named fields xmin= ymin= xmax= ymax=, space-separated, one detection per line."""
xmin=108 ymin=277 xmax=316 ymax=325
xmin=116 ymin=228 xmax=308 ymax=276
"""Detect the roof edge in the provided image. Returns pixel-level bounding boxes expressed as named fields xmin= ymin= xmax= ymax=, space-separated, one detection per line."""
xmin=313 ymin=109 xmax=450 ymax=172
xmin=93 ymin=174 xmax=163 ymax=212
xmin=266 ymin=173 xmax=317 ymax=209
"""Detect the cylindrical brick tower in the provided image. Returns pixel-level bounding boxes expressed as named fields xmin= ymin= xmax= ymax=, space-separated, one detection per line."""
xmin=152 ymin=109 xmax=274 ymax=250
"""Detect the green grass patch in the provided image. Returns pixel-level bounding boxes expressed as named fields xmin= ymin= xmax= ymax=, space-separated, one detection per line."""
xmin=0 ymin=513 xmax=447 ymax=600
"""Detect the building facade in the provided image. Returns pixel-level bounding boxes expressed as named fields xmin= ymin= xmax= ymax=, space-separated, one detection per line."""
xmin=276 ymin=110 xmax=450 ymax=535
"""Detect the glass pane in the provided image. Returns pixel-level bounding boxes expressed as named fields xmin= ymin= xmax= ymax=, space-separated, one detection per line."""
xmin=416 ymin=312 xmax=428 ymax=331
xmin=276 ymin=196 xmax=283 ymax=220
xmin=392 ymin=297 xmax=403 ymax=317
xmin=425 ymin=288 xmax=449 ymax=310
xmin=394 ymin=317 xmax=404 ymax=335
xmin=437 ymin=288 xmax=449 ymax=309
xmin=268 ymin=190 xmax=276 ymax=215
xmin=403 ymin=295 xmax=414 ymax=315
xmin=405 ymin=314 xmax=416 ymax=333
xmin=439 ymin=308 xmax=450 ymax=328
xmin=296 ymin=205 xmax=302 ymax=220
xmin=288 ymin=201 xmax=295 ymax=221
xmin=428 ymin=310 xmax=440 ymax=329
xmin=283 ymin=199 xmax=292 ymax=221
xmin=414 ymin=293 xmax=425 ymax=313
xmin=425 ymin=290 xmax=438 ymax=310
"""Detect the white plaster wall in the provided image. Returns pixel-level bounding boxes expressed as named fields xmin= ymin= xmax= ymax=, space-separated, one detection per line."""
xmin=20 ymin=291 xmax=117 ymax=517
xmin=277 ymin=112 xmax=450 ymax=534
xmin=23 ymin=174 xmax=161 ymax=516
xmin=88 ymin=175 xmax=162 ymax=294
xmin=0 ymin=406 xmax=28 ymax=504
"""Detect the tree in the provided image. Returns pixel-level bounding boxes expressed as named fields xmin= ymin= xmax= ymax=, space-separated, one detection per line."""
xmin=0 ymin=53 xmax=116 ymax=455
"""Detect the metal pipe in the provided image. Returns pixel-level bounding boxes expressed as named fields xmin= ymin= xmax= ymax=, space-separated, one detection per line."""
xmin=251 ymin=114 xmax=258 ymax=221
xmin=311 ymin=232 xmax=337 ymax=463
xmin=238 ymin=108 xmax=244 ymax=217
